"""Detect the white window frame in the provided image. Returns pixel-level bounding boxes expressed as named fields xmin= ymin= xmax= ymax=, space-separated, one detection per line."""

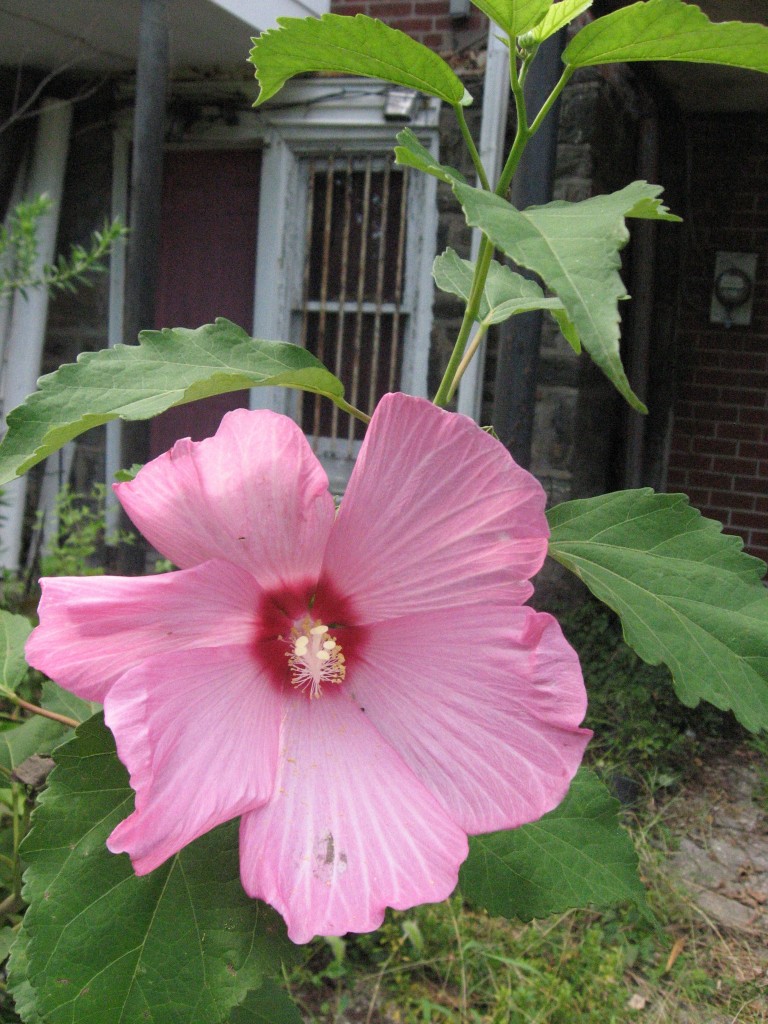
xmin=108 ymin=79 xmax=440 ymax=499
xmin=250 ymin=79 xmax=440 ymax=418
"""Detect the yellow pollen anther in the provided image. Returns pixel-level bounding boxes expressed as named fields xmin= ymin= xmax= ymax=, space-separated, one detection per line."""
xmin=286 ymin=617 xmax=346 ymax=699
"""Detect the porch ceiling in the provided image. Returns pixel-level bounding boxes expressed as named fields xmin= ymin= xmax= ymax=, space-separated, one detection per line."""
xmin=655 ymin=0 xmax=768 ymax=110
xmin=597 ymin=0 xmax=768 ymax=111
xmin=0 ymin=0 xmax=328 ymax=75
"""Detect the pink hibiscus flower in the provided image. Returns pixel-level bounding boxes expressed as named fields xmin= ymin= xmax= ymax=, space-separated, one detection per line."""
xmin=26 ymin=393 xmax=589 ymax=944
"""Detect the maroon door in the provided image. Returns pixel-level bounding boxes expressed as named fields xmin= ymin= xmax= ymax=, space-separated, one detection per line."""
xmin=149 ymin=149 xmax=261 ymax=457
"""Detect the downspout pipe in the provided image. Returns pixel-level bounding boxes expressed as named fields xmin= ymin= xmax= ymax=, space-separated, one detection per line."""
xmin=117 ymin=0 xmax=169 ymax=571
xmin=623 ymin=105 xmax=659 ymax=488
xmin=491 ymin=30 xmax=566 ymax=469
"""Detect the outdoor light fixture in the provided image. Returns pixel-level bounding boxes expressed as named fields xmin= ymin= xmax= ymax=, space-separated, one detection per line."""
xmin=383 ymin=87 xmax=420 ymax=121
xmin=450 ymin=0 xmax=472 ymax=18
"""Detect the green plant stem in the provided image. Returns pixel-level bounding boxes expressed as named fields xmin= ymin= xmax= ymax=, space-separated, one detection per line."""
xmin=0 ymin=893 xmax=24 ymax=918
xmin=495 ymin=50 xmax=533 ymax=199
xmin=447 ymin=322 xmax=490 ymax=401
xmin=454 ymin=104 xmax=490 ymax=191
xmin=528 ymin=65 xmax=574 ymax=136
xmin=0 ymin=688 xmax=78 ymax=729
xmin=433 ymin=236 xmax=494 ymax=407
xmin=333 ymin=396 xmax=371 ymax=424
xmin=11 ymin=783 xmax=21 ymax=901
xmin=432 ymin=49 xmax=576 ymax=409
xmin=448 ymin=900 xmax=468 ymax=1020
xmin=433 ymin=44 xmax=527 ymax=408
xmin=433 ymin=48 xmax=575 ymax=409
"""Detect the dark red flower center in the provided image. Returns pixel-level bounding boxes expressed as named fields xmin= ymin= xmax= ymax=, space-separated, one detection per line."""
xmin=255 ymin=577 xmax=367 ymax=699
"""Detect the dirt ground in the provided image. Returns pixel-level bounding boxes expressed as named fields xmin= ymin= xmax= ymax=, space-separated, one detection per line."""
xmin=668 ymin=747 xmax=768 ymax=939
xmin=661 ymin=744 xmax=768 ymax=1021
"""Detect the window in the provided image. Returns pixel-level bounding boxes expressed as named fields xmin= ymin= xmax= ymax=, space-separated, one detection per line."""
xmin=297 ymin=154 xmax=409 ymax=450
xmin=253 ymin=80 xmax=440 ymax=490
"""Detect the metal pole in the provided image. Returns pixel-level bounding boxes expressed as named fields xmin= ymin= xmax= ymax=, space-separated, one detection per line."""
xmin=491 ymin=31 xmax=566 ymax=468
xmin=623 ymin=109 xmax=659 ymax=488
xmin=118 ymin=0 xmax=168 ymax=571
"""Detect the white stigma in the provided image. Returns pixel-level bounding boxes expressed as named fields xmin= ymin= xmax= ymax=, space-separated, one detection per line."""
xmin=286 ymin=617 xmax=346 ymax=699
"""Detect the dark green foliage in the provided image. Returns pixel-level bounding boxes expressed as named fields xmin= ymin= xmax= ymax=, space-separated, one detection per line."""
xmin=559 ymin=596 xmax=744 ymax=781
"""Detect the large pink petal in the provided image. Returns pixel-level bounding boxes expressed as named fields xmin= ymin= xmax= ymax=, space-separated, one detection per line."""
xmin=116 ymin=408 xmax=335 ymax=593
xmin=238 ymin=692 xmax=467 ymax=943
xmin=348 ymin=605 xmax=590 ymax=834
xmin=319 ymin=394 xmax=548 ymax=624
xmin=26 ymin=560 xmax=263 ymax=702
xmin=106 ymin=645 xmax=283 ymax=874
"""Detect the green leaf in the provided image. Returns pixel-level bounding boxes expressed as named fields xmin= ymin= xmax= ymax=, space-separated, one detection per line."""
xmin=0 ymin=924 xmax=16 ymax=964
xmin=0 ymin=717 xmax=61 ymax=778
xmin=113 ymin=462 xmax=143 ymax=482
xmin=529 ymin=0 xmax=593 ymax=44
xmin=470 ymin=0 xmax=552 ymax=37
xmin=394 ymin=129 xmax=467 ymax=186
xmin=550 ymin=307 xmax=581 ymax=353
xmin=249 ymin=14 xmax=471 ymax=107
xmin=453 ymin=181 xmax=680 ymax=411
xmin=548 ymin=489 xmax=768 ymax=733
xmin=564 ymin=0 xmax=768 ymax=74
xmin=14 ymin=715 xmax=295 ymax=1024
xmin=229 ymin=984 xmax=303 ymax=1024
xmin=0 ymin=610 xmax=32 ymax=692
xmin=432 ymin=248 xmax=575 ymax=333
xmin=8 ymin=927 xmax=42 ymax=1024
xmin=40 ymin=678 xmax=99 ymax=725
xmin=460 ymin=769 xmax=644 ymax=920
xmin=0 ymin=318 xmax=346 ymax=486
xmin=0 ymin=680 xmax=95 ymax=777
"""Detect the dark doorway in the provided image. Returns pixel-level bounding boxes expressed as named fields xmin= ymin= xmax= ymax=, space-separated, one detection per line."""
xmin=149 ymin=148 xmax=261 ymax=457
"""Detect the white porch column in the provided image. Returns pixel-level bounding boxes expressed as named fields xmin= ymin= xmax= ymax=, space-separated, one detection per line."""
xmin=0 ymin=98 xmax=73 ymax=570
xmin=457 ymin=27 xmax=510 ymax=421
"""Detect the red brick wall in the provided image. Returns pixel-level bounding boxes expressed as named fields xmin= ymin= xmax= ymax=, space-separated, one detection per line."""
xmin=666 ymin=113 xmax=768 ymax=562
xmin=330 ymin=0 xmax=486 ymax=52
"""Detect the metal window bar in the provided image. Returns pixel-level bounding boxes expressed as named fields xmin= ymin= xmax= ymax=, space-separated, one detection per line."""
xmin=347 ymin=158 xmax=371 ymax=451
xmin=312 ymin=158 xmax=336 ymax=441
xmin=298 ymin=158 xmax=316 ymax=357
xmin=366 ymin=159 xmax=391 ymax=417
xmin=389 ymin=161 xmax=408 ymax=394
xmin=330 ymin=158 xmax=353 ymax=443
xmin=296 ymin=154 xmax=410 ymax=454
